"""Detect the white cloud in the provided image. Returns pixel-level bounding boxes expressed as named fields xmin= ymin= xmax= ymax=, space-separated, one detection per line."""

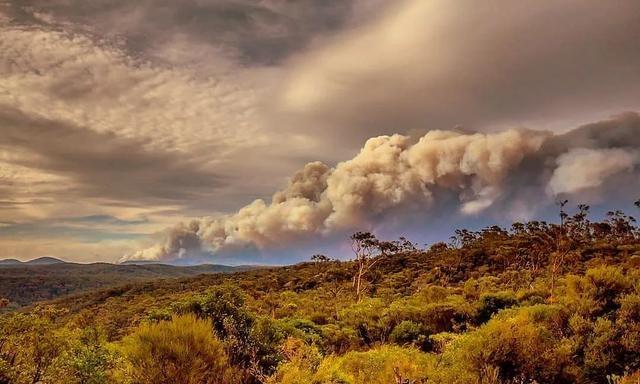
xmin=0 ymin=25 xmax=264 ymax=158
xmin=548 ymin=148 xmax=637 ymax=195
xmin=124 ymin=127 xmax=548 ymax=262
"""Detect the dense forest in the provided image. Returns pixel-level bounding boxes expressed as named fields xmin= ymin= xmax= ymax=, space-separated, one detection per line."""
xmin=1 ymin=201 xmax=639 ymax=384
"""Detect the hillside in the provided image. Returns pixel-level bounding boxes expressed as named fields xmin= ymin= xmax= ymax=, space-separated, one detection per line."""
xmin=0 ymin=256 xmax=66 ymax=265
xmin=0 ymin=262 xmax=253 ymax=308
xmin=0 ymin=259 xmax=22 ymax=265
xmin=0 ymin=205 xmax=639 ymax=383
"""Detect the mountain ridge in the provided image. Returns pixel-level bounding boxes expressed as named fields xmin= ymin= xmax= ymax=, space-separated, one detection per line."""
xmin=0 ymin=256 xmax=66 ymax=265
xmin=0 ymin=262 xmax=256 ymax=308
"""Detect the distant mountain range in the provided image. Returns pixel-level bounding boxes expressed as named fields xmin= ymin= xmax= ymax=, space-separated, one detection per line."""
xmin=0 ymin=257 xmax=255 ymax=267
xmin=0 ymin=256 xmax=66 ymax=265
xmin=0 ymin=259 xmax=258 ymax=309
xmin=119 ymin=260 xmax=167 ymax=265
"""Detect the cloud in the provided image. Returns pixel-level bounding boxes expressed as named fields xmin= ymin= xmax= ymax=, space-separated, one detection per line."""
xmin=0 ymin=13 xmax=297 ymax=219
xmin=5 ymin=0 xmax=360 ymax=65
xmin=123 ymin=127 xmax=550 ymax=262
xmin=61 ymin=215 xmax=148 ymax=226
xmin=548 ymin=148 xmax=637 ymax=195
xmin=0 ymin=107 xmax=226 ymax=203
xmin=0 ymin=14 xmax=284 ymax=254
xmin=125 ymin=113 xmax=640 ymax=263
xmin=273 ymin=0 xmax=640 ymax=148
xmin=0 ymin=23 xmax=263 ymax=155
xmin=0 ymin=3 xmax=342 ymax=261
xmin=0 ymin=213 xmax=152 ymax=263
xmin=0 ymin=216 xmax=147 ymax=241
xmin=3 ymin=1 xmax=640 ymax=264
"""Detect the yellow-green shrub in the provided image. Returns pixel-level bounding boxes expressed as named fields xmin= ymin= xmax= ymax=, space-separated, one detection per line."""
xmin=120 ymin=314 xmax=230 ymax=384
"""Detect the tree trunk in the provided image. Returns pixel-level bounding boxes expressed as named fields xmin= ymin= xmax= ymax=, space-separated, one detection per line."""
xmin=355 ymin=263 xmax=365 ymax=302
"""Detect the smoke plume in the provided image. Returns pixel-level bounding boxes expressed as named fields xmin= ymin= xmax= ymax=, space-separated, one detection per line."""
xmin=548 ymin=148 xmax=637 ymax=195
xmin=122 ymin=113 xmax=640 ymax=263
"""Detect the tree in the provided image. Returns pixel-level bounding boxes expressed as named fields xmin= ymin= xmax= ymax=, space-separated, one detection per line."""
xmin=0 ymin=306 xmax=71 ymax=384
xmin=310 ymin=254 xmax=330 ymax=263
xmin=121 ymin=315 xmax=230 ymax=384
xmin=397 ymin=237 xmax=418 ymax=253
xmin=550 ymin=199 xmax=569 ymax=302
xmin=52 ymin=327 xmax=114 ymax=384
xmin=318 ymin=265 xmax=349 ymax=321
xmin=350 ymin=232 xmax=385 ymax=302
xmin=310 ymin=254 xmax=332 ymax=277
xmin=183 ymin=286 xmax=282 ymax=382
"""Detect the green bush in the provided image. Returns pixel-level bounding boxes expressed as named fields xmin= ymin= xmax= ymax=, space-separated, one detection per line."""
xmin=389 ymin=320 xmax=422 ymax=346
xmin=441 ymin=305 xmax=575 ymax=383
xmin=269 ymin=345 xmax=434 ymax=384
xmin=120 ymin=315 xmax=230 ymax=384
xmin=476 ymin=291 xmax=518 ymax=323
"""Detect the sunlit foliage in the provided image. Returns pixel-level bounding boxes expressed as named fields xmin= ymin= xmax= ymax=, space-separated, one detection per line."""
xmin=119 ymin=314 xmax=230 ymax=384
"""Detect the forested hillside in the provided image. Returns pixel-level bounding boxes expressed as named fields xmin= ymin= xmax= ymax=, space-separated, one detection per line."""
xmin=0 ymin=263 xmax=253 ymax=309
xmin=1 ymin=202 xmax=639 ymax=384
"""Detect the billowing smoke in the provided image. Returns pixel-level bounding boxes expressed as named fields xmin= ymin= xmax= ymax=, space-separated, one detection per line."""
xmin=130 ymin=221 xmax=205 ymax=262
xmin=548 ymin=148 xmax=637 ymax=195
xmin=122 ymin=113 xmax=640 ymax=263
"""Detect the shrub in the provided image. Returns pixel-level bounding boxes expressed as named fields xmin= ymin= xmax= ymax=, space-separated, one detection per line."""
xmin=476 ymin=291 xmax=518 ymax=323
xmin=566 ymin=266 xmax=632 ymax=317
xmin=316 ymin=346 xmax=434 ymax=384
xmin=320 ymin=324 xmax=359 ymax=354
xmin=441 ymin=305 xmax=576 ymax=383
xmin=389 ymin=320 xmax=422 ymax=346
xmin=617 ymin=293 xmax=640 ymax=354
xmin=50 ymin=327 xmax=115 ymax=384
xmin=120 ymin=314 xmax=230 ymax=384
xmin=585 ymin=266 xmax=631 ymax=314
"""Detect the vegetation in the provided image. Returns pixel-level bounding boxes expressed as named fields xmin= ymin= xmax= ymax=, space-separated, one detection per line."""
xmin=1 ymin=203 xmax=639 ymax=383
xmin=0 ymin=263 xmax=252 ymax=309
xmin=119 ymin=314 xmax=231 ymax=384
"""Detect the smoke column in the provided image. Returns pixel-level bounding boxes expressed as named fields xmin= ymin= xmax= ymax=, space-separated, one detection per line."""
xmin=122 ymin=113 xmax=640 ymax=263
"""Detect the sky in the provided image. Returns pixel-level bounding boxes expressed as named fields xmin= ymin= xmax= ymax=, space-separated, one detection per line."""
xmin=1 ymin=0 xmax=639 ymax=264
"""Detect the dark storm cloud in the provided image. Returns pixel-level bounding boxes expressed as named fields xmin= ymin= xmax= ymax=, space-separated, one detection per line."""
xmin=6 ymin=0 xmax=357 ymax=65
xmin=0 ymin=107 xmax=224 ymax=204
